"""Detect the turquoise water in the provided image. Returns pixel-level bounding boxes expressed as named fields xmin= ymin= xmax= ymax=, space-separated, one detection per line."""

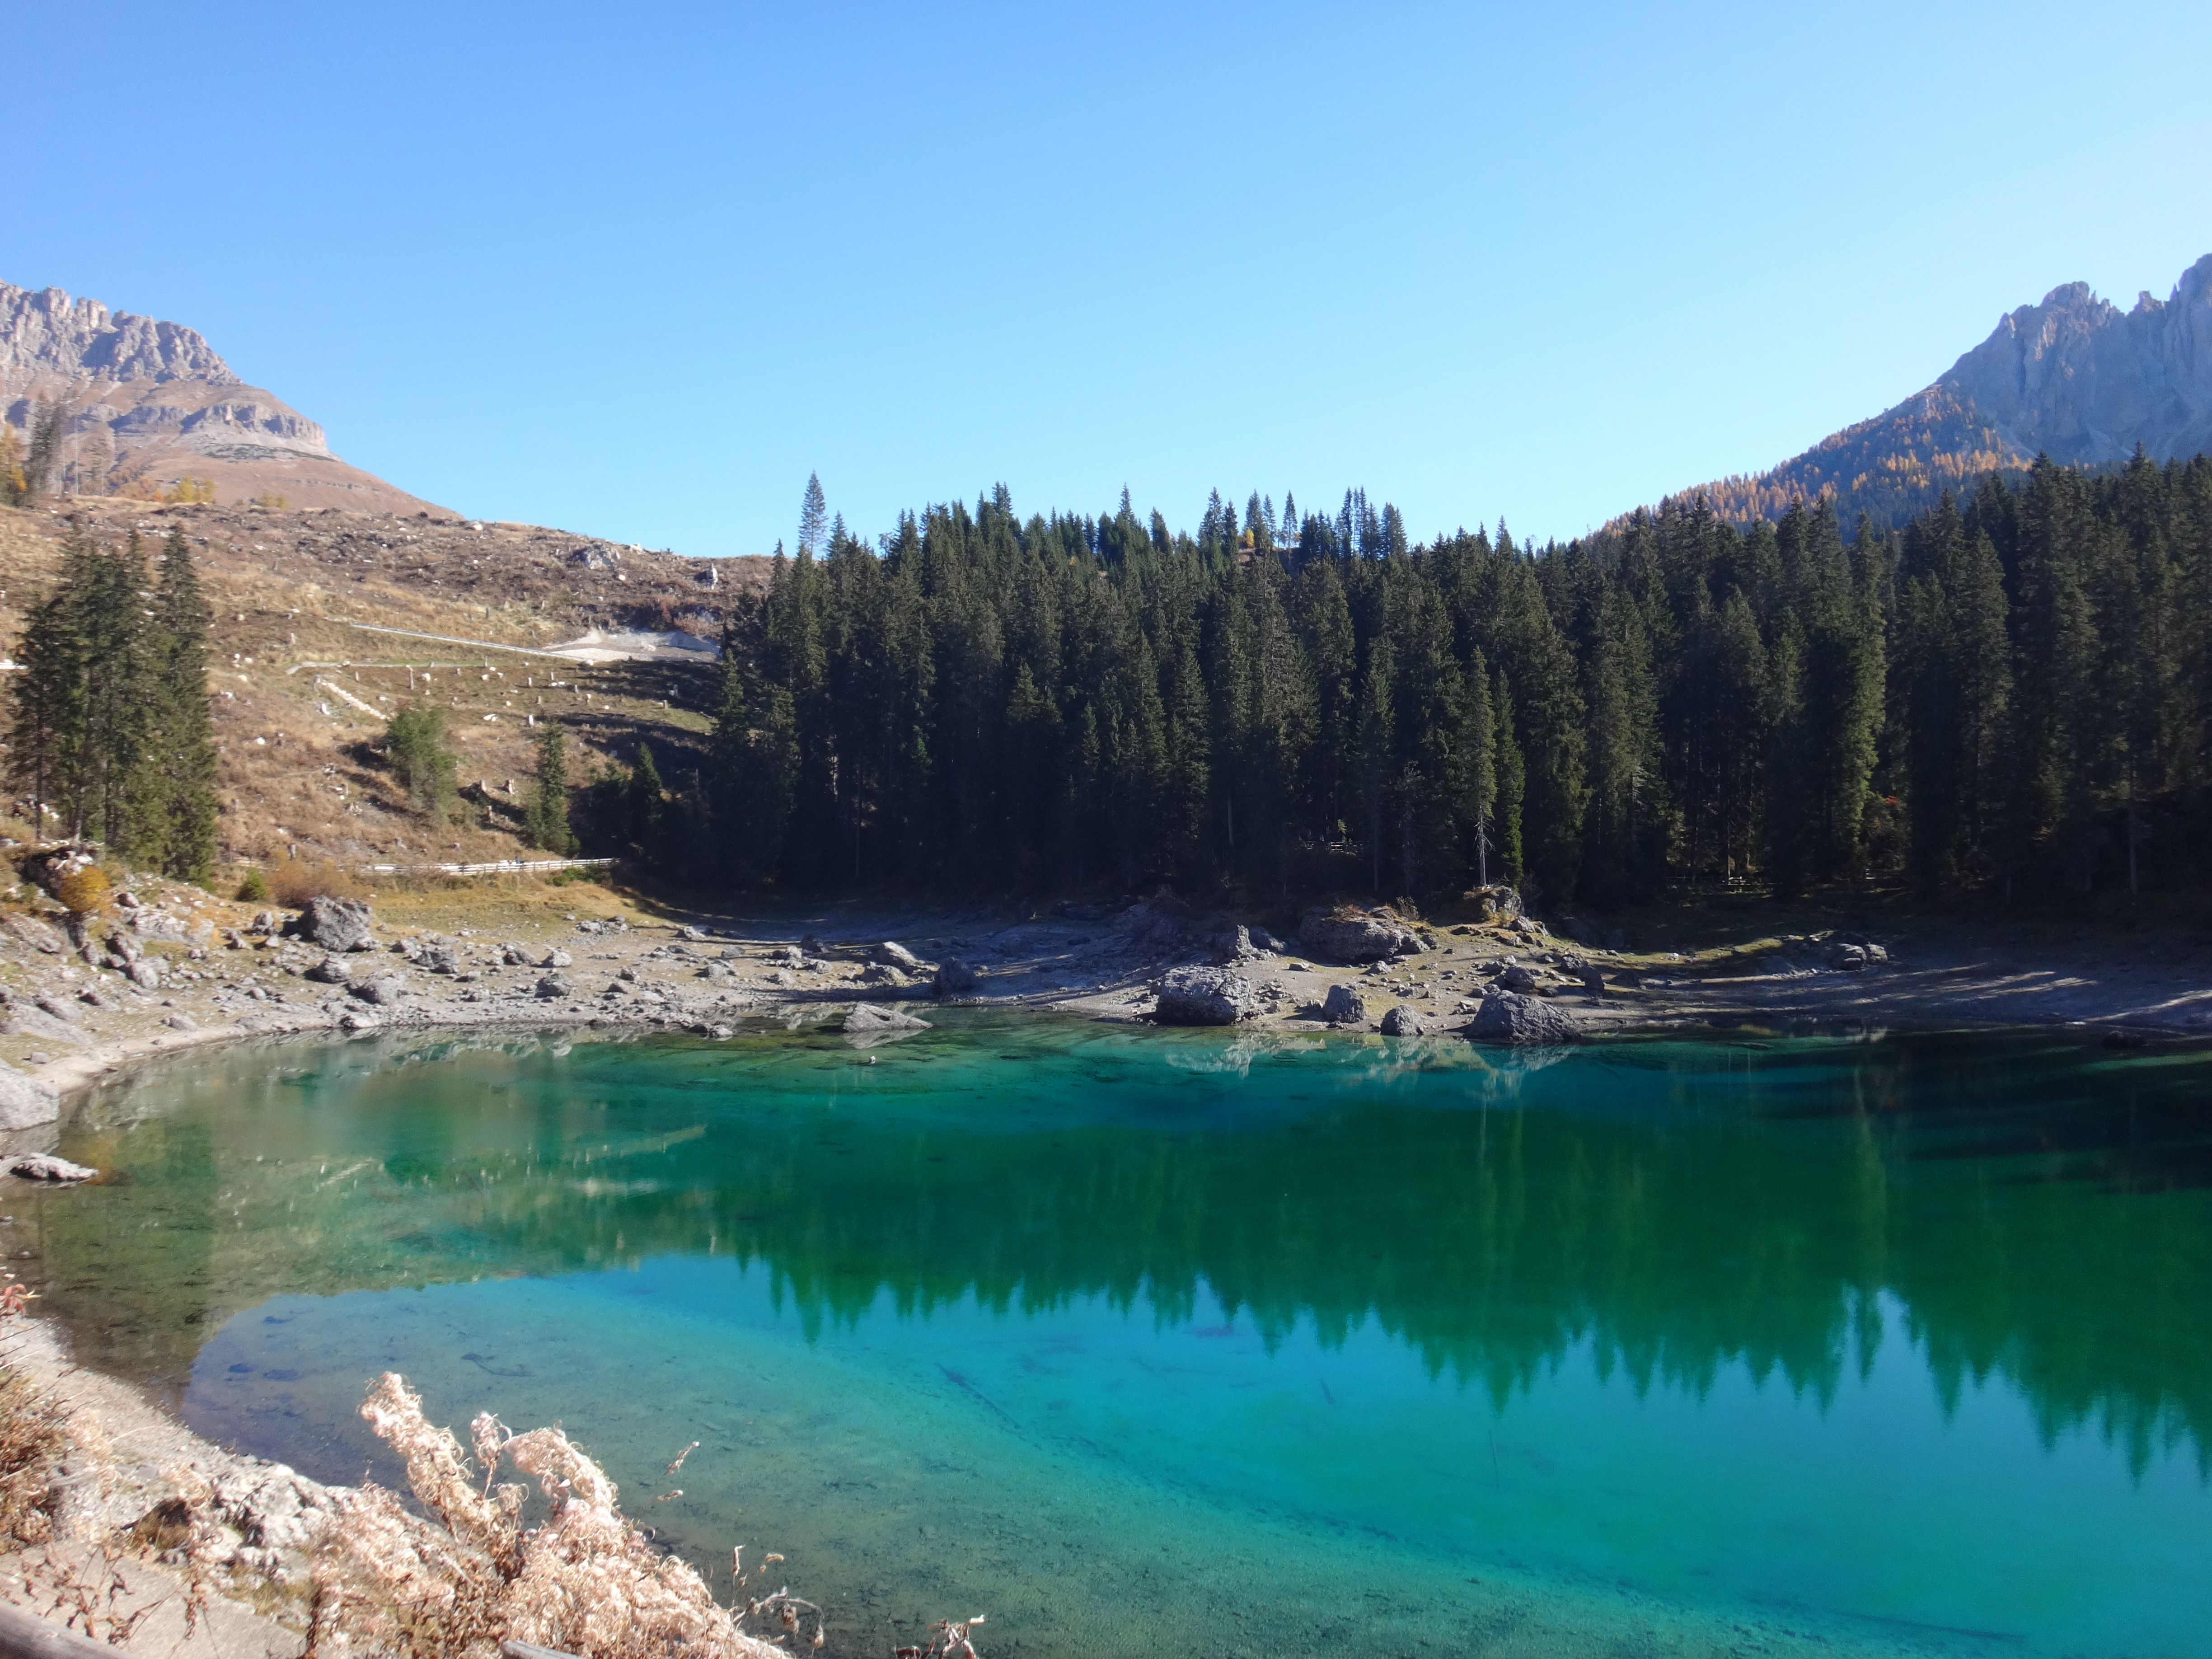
xmin=12 ymin=1018 xmax=2212 ymax=1657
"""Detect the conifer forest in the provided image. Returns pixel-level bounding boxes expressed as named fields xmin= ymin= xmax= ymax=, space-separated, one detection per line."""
xmin=5 ymin=526 xmax=221 ymax=883
xmin=635 ymin=452 xmax=2212 ymax=909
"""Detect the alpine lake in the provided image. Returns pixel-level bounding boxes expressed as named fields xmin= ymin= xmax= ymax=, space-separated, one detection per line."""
xmin=9 ymin=1015 xmax=2210 ymax=1658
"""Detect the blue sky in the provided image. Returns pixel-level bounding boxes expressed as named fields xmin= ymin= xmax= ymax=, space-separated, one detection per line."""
xmin=7 ymin=1 xmax=2210 ymax=553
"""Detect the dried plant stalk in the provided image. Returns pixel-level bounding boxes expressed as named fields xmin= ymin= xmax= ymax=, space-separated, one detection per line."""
xmin=310 ymin=1373 xmax=788 ymax=1659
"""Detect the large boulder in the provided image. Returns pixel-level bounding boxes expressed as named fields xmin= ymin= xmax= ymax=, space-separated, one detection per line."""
xmin=872 ymin=941 xmax=924 ymax=972
xmin=306 ymin=956 xmax=351 ymax=984
xmin=1320 ymin=983 xmax=1367 ymax=1025
xmin=1299 ymin=907 xmax=1422 ymax=965
xmin=1829 ymin=937 xmax=1889 ymax=970
xmin=1467 ymin=989 xmax=1580 ymax=1045
xmin=1379 ymin=1004 xmax=1430 ymax=1037
xmin=0 ymin=1064 xmax=58 ymax=1130
xmin=349 ymin=973 xmax=409 ymax=1007
xmin=1114 ymin=897 xmax=1198 ymax=952
xmin=1154 ymin=966 xmax=1261 ymax=1026
xmin=1207 ymin=922 xmax=1255 ymax=963
xmin=286 ymin=896 xmax=375 ymax=953
xmin=935 ymin=958 xmax=979 ymax=998
xmin=1496 ymin=962 xmax=1538 ymax=994
xmin=130 ymin=909 xmax=211 ymax=947
xmin=1469 ymin=885 xmax=1523 ymax=924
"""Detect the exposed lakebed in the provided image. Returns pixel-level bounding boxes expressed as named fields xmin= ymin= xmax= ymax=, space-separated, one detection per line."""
xmin=10 ymin=1017 xmax=2212 ymax=1656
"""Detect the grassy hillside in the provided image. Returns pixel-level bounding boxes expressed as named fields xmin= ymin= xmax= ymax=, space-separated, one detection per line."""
xmin=0 ymin=497 xmax=766 ymax=882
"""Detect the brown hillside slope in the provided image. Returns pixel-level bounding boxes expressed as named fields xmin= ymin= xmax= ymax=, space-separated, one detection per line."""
xmin=0 ymin=497 xmax=768 ymax=876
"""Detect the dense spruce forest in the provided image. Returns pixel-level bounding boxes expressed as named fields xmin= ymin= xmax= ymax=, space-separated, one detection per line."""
xmin=600 ymin=454 xmax=2212 ymax=910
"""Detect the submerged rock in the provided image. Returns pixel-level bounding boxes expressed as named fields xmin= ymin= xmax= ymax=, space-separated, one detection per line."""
xmin=10 ymin=1153 xmax=94 ymax=1183
xmin=842 ymin=1003 xmax=931 ymax=1033
xmin=1154 ymin=965 xmax=1260 ymax=1026
xmin=1467 ymin=989 xmax=1580 ymax=1045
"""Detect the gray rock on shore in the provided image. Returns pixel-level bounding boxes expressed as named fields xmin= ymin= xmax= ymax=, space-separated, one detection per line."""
xmin=1320 ymin=983 xmax=1367 ymax=1025
xmin=1154 ymin=965 xmax=1261 ymax=1025
xmin=286 ymin=896 xmax=375 ymax=952
xmin=349 ymin=974 xmax=408 ymax=1006
xmin=305 ymin=956 xmax=351 ymax=984
xmin=1379 ymin=1004 xmax=1429 ymax=1037
xmin=935 ymin=958 xmax=979 ymax=998
xmin=1830 ymin=937 xmax=1889 ymax=970
xmin=0 ymin=1063 xmax=59 ymax=1129
xmin=1467 ymin=989 xmax=1580 ymax=1045
xmin=1300 ymin=907 xmax=1422 ymax=964
xmin=873 ymin=941 xmax=924 ymax=972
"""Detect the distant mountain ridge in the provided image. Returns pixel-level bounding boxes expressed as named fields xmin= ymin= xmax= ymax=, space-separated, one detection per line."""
xmin=1 ymin=283 xmax=439 ymax=516
xmin=1653 ymin=253 xmax=2212 ymax=531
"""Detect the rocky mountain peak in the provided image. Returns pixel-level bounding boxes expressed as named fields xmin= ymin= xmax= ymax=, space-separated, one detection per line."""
xmin=1642 ymin=253 xmax=2212 ymax=533
xmin=0 ymin=283 xmax=239 ymax=386
xmin=1937 ymin=253 xmax=2212 ymax=466
xmin=1 ymin=279 xmax=439 ymax=516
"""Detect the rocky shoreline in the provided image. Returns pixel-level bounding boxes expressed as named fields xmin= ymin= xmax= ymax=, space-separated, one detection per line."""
xmin=4 ymin=879 xmax=2210 ymax=1157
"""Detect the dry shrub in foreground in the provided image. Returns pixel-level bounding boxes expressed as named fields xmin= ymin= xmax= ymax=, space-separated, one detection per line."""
xmin=310 ymin=1374 xmax=792 ymax=1659
xmin=0 ymin=1358 xmax=71 ymax=1547
xmin=269 ymin=859 xmax=365 ymax=906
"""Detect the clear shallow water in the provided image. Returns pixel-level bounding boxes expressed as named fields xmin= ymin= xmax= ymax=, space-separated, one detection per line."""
xmin=11 ymin=1018 xmax=2212 ymax=1657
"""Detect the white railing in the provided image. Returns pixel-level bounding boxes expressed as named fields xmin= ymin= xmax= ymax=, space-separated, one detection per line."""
xmin=354 ymin=857 xmax=616 ymax=876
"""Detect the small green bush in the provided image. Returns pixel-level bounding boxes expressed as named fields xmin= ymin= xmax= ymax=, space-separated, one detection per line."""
xmin=234 ymin=869 xmax=270 ymax=903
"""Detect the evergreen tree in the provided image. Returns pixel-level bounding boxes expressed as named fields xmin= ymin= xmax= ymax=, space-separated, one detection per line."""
xmin=5 ymin=564 xmax=86 ymax=835
xmin=525 ymin=722 xmax=577 ymax=854
xmin=1492 ymin=666 xmax=1526 ymax=882
xmin=71 ymin=533 xmax=151 ymax=845
xmin=0 ymin=422 xmax=25 ymax=506
xmin=23 ymin=405 xmax=66 ymax=501
xmin=386 ymin=706 xmax=459 ymax=822
xmin=798 ymin=473 xmax=828 ymax=558
xmin=125 ymin=528 xmax=220 ymax=879
xmin=629 ymin=741 xmax=666 ymax=855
